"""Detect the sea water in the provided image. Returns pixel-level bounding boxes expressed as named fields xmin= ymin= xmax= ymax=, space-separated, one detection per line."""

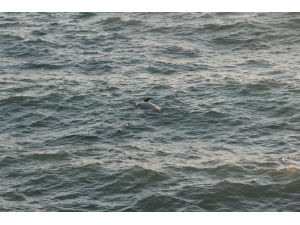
xmin=0 ymin=13 xmax=300 ymax=211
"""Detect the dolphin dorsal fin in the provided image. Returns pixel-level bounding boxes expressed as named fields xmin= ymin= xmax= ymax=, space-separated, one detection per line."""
xmin=144 ymin=98 xmax=151 ymax=102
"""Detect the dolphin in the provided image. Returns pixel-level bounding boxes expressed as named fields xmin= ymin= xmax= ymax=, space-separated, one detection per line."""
xmin=136 ymin=98 xmax=162 ymax=112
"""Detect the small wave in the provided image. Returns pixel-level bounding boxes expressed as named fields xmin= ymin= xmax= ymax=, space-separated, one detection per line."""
xmin=133 ymin=194 xmax=187 ymax=211
xmin=212 ymin=36 xmax=270 ymax=50
xmin=31 ymin=30 xmax=47 ymax=36
xmin=1 ymin=33 xmax=24 ymax=42
xmin=79 ymin=60 xmax=113 ymax=73
xmin=147 ymin=26 xmax=175 ymax=34
xmin=73 ymin=12 xmax=97 ymax=20
xmin=23 ymin=150 xmax=71 ymax=161
xmin=1 ymin=190 xmax=26 ymax=202
xmin=237 ymin=59 xmax=273 ymax=68
xmin=125 ymin=19 xmax=142 ymax=26
xmin=1 ymin=95 xmax=38 ymax=105
xmin=108 ymin=33 xmax=128 ymax=40
xmin=161 ymin=45 xmax=199 ymax=58
xmin=22 ymin=62 xmax=62 ymax=70
xmin=203 ymin=108 xmax=226 ymax=118
xmin=102 ymin=17 xmax=122 ymax=25
xmin=0 ymin=156 xmax=20 ymax=167
xmin=3 ymin=42 xmax=50 ymax=58
xmin=29 ymin=116 xmax=60 ymax=128
xmin=236 ymin=79 xmax=286 ymax=96
xmin=0 ymin=21 xmax=19 ymax=28
xmin=146 ymin=66 xmax=176 ymax=75
xmin=44 ymin=134 xmax=101 ymax=147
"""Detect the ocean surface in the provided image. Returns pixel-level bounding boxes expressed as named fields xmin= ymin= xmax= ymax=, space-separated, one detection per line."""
xmin=1 ymin=12 xmax=300 ymax=212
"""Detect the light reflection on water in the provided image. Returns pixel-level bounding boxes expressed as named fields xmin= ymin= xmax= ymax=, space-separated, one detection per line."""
xmin=0 ymin=12 xmax=300 ymax=211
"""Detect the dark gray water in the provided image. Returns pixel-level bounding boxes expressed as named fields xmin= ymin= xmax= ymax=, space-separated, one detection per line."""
xmin=1 ymin=12 xmax=300 ymax=211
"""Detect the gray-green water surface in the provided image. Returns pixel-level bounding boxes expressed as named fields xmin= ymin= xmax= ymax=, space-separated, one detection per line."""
xmin=1 ymin=13 xmax=300 ymax=211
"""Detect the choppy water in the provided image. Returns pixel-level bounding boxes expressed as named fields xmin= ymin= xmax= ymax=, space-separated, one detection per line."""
xmin=1 ymin=12 xmax=300 ymax=212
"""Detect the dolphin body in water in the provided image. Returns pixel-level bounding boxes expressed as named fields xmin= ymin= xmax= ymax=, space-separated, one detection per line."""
xmin=136 ymin=98 xmax=162 ymax=112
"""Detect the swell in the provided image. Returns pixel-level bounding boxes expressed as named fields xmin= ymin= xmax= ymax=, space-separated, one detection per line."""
xmin=1 ymin=12 xmax=300 ymax=212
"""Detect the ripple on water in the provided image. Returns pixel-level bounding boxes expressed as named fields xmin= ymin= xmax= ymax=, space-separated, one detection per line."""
xmin=1 ymin=12 xmax=300 ymax=212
